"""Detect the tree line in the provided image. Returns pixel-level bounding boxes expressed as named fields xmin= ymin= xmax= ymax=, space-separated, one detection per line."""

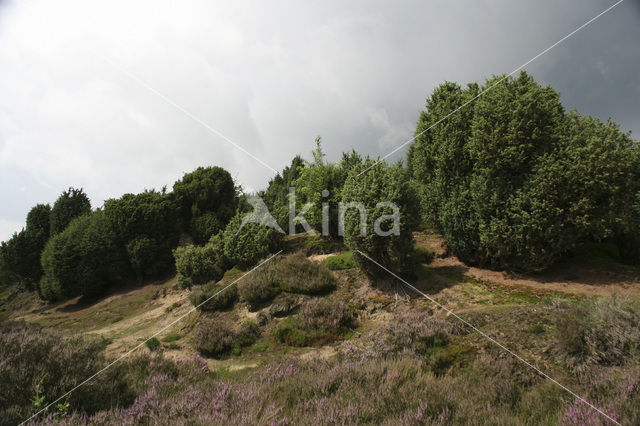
xmin=1 ymin=70 xmax=638 ymax=301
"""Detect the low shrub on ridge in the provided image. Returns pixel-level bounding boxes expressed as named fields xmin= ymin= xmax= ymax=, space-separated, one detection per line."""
xmin=238 ymin=253 xmax=336 ymax=310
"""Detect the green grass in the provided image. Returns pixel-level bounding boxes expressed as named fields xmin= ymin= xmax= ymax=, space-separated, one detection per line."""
xmin=283 ymin=234 xmax=345 ymax=254
xmin=161 ymin=332 xmax=181 ymax=343
xmin=145 ymin=337 xmax=160 ymax=351
xmin=251 ymin=342 xmax=268 ymax=352
xmin=322 ymin=251 xmax=357 ymax=270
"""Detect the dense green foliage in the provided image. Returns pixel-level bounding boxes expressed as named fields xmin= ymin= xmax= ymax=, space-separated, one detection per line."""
xmin=174 ymin=241 xmax=225 ymax=288
xmin=0 ymin=164 xmax=245 ymax=301
xmin=292 ymin=138 xmax=364 ymax=238
xmin=292 ymin=137 xmax=342 ymax=237
xmin=49 ymin=187 xmax=91 ymax=235
xmin=221 ymin=213 xmax=283 ymax=269
xmin=173 ymin=166 xmax=238 ymax=243
xmin=40 ymin=212 xmax=123 ymax=300
xmin=260 ymin=155 xmax=306 ymax=230
xmin=104 ymin=190 xmax=179 ymax=280
xmin=0 ymin=204 xmax=51 ymax=290
xmin=342 ymin=160 xmax=421 ymax=276
xmin=0 ymin=230 xmax=33 ymax=289
xmin=408 ymin=72 xmax=639 ymax=272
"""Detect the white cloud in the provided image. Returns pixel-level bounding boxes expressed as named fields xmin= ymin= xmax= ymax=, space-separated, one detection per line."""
xmin=0 ymin=218 xmax=23 ymax=240
xmin=0 ymin=0 xmax=638 ymax=242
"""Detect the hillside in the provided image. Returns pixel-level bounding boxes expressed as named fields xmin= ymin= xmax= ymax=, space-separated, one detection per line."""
xmin=2 ymin=231 xmax=639 ymax=424
xmin=2 ymin=71 xmax=639 ymax=425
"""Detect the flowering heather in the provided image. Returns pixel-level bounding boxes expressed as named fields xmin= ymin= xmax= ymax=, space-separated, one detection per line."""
xmin=15 ymin=301 xmax=640 ymax=425
xmin=555 ymin=297 xmax=640 ymax=374
xmin=274 ymin=298 xmax=356 ymax=346
xmin=0 ymin=321 xmax=134 ymax=425
xmin=192 ymin=316 xmax=236 ymax=357
xmin=298 ymin=298 xmax=355 ymax=330
xmin=560 ymin=366 xmax=640 ymax=425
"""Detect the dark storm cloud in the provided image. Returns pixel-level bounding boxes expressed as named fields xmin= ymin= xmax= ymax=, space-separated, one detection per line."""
xmin=0 ymin=0 xmax=637 ymax=240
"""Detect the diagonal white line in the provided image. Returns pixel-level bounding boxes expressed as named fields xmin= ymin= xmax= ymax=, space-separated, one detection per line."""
xmin=357 ymin=0 xmax=625 ymax=177
xmin=101 ymin=56 xmax=278 ymax=174
xmin=355 ymin=250 xmax=621 ymax=426
xmin=20 ymin=250 xmax=282 ymax=425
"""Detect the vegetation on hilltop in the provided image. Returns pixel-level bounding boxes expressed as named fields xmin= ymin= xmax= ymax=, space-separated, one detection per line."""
xmin=408 ymin=72 xmax=639 ymax=272
xmin=1 ymin=70 xmax=640 ymax=424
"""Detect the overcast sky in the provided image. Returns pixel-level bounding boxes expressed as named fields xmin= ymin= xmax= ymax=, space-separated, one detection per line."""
xmin=0 ymin=0 xmax=639 ymax=241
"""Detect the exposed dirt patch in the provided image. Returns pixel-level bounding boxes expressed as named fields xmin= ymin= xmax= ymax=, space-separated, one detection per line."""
xmin=308 ymin=253 xmax=332 ymax=263
xmin=86 ymin=286 xmax=194 ymax=358
xmin=426 ymin=244 xmax=640 ymax=299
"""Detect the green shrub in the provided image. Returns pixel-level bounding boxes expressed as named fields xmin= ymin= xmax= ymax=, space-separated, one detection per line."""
xmin=0 ymin=230 xmax=38 ymax=290
xmin=342 ymin=160 xmax=420 ymax=276
xmin=190 ymin=212 xmax=222 ymax=245
xmin=555 ymin=297 xmax=640 ymax=373
xmin=126 ymin=237 xmax=158 ymax=280
xmin=104 ymin=190 xmax=179 ymax=279
xmin=189 ymin=281 xmax=238 ymax=311
xmin=291 ymin=137 xmax=346 ymax=238
xmin=50 ymin=187 xmax=91 ymax=235
xmin=321 ymin=251 xmax=357 ymax=270
xmin=221 ymin=213 xmax=283 ymax=269
xmin=172 ymin=166 xmax=238 ymax=239
xmin=259 ymin=155 xmax=306 ymax=232
xmin=145 ymin=337 xmax=160 ymax=351
xmin=39 ymin=211 xmax=123 ymax=300
xmin=0 ymin=204 xmax=51 ymax=290
xmin=408 ymin=72 xmax=639 ymax=272
xmin=174 ymin=243 xmax=224 ymax=288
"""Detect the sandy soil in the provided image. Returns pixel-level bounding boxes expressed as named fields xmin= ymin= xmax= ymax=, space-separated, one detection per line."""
xmin=423 ymin=235 xmax=640 ymax=298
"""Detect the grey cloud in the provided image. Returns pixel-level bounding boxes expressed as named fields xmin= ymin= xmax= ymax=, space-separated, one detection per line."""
xmin=0 ymin=0 xmax=638 ymax=240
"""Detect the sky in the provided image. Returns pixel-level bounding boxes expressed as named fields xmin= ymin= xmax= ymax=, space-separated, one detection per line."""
xmin=0 ymin=0 xmax=639 ymax=241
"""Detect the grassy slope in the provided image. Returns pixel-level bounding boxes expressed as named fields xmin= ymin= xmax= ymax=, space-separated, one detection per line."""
xmin=2 ymin=231 xmax=640 ymax=423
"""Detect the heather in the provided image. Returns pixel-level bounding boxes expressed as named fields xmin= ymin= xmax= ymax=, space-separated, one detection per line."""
xmin=0 ymin=69 xmax=639 ymax=426
xmin=193 ymin=316 xmax=260 ymax=358
xmin=554 ymin=297 xmax=640 ymax=374
xmin=0 ymin=322 xmax=134 ymax=425
xmin=189 ymin=281 xmax=238 ymax=311
xmin=274 ymin=298 xmax=356 ymax=346
xmin=3 ymin=296 xmax=638 ymax=425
